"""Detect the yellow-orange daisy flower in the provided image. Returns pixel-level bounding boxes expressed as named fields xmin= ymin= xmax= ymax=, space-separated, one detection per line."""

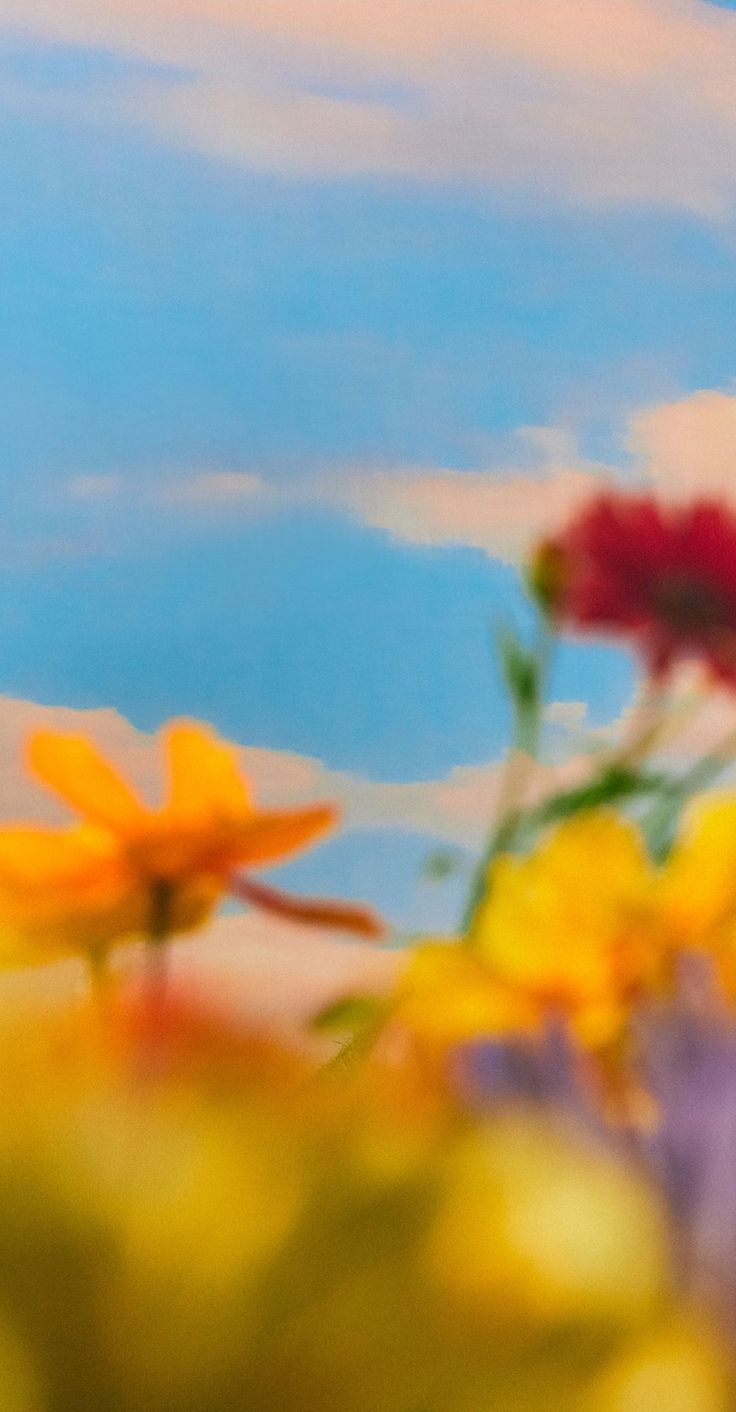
xmin=0 ymin=720 xmax=351 ymax=958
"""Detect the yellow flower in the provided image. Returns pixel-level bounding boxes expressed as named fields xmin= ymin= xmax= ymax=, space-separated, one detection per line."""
xmin=0 ymin=824 xmax=152 ymax=958
xmin=659 ymin=793 xmax=736 ymax=995
xmin=661 ymin=794 xmax=736 ymax=940
xmin=469 ymin=811 xmax=664 ymax=1049
xmin=395 ymin=941 xmax=541 ymax=1051
xmin=424 ymin=1119 xmax=668 ymax=1327
xmin=393 ymin=813 xmax=666 ymax=1061
xmin=586 ymin=1319 xmax=731 ymax=1412
xmin=0 ymin=721 xmax=339 ymax=956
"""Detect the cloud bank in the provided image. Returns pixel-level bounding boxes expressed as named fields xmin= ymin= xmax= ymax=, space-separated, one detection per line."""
xmin=0 ymin=693 xmax=594 ymax=853
xmin=2 ymin=0 xmax=736 ymax=216
xmin=54 ymin=385 xmax=736 ymax=568
xmin=325 ymin=386 xmax=736 ymax=562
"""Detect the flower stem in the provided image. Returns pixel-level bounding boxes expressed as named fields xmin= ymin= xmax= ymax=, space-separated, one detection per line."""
xmin=461 ymin=616 xmax=553 ymax=934
xmin=641 ymin=725 xmax=736 ymax=861
xmin=611 ymin=674 xmax=671 ymax=769
xmin=147 ymin=879 xmax=173 ymax=1005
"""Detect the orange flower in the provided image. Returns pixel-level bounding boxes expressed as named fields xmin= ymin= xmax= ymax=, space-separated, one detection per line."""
xmin=0 ymin=720 xmax=370 ymax=958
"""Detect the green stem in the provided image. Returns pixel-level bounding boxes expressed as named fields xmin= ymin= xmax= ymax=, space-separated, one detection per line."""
xmin=641 ymin=727 xmax=736 ymax=861
xmin=461 ymin=663 xmax=677 ymax=936
xmin=461 ymin=763 xmax=663 ymax=935
xmin=607 ymin=675 xmax=670 ymax=769
xmin=669 ymin=726 xmax=736 ymax=795
xmin=461 ymin=618 xmax=553 ymax=934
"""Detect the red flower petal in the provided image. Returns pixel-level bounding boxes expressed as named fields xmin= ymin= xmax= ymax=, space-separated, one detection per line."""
xmin=535 ymin=493 xmax=736 ymax=685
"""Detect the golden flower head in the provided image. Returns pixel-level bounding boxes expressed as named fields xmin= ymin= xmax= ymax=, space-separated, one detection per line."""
xmin=469 ymin=811 xmax=665 ymax=1050
xmin=0 ymin=720 xmax=339 ymax=958
xmin=392 ymin=813 xmax=668 ymax=1063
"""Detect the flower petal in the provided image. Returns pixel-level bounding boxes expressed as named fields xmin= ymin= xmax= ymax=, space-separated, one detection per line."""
xmin=0 ymin=825 xmax=146 ymax=954
xmin=0 ymin=825 xmax=120 ymax=890
xmin=28 ymin=732 xmax=146 ymax=832
xmin=397 ymin=942 xmax=540 ymax=1046
xmin=231 ymin=804 xmax=338 ymax=868
xmin=163 ymin=721 xmax=252 ymax=822
xmin=661 ymin=794 xmax=736 ymax=941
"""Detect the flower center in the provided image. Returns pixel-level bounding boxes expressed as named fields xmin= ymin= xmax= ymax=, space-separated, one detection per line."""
xmin=652 ymin=573 xmax=727 ymax=636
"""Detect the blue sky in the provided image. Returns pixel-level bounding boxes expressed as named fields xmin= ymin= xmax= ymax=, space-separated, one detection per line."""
xmin=1 ymin=1 xmax=736 ymax=927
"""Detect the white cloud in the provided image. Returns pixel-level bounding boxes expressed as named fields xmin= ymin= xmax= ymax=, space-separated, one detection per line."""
xmin=332 ymin=464 xmax=605 ymax=563
xmin=320 ymin=385 xmax=736 ymax=563
xmin=153 ymin=471 xmax=265 ymax=507
xmin=0 ymin=692 xmax=595 ymax=851
xmin=629 ymin=388 xmax=736 ymax=500
xmin=2 ymin=0 xmax=736 ymax=216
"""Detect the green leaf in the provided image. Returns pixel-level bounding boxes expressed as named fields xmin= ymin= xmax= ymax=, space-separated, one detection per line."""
xmin=311 ymin=994 xmax=387 ymax=1037
xmin=460 ymin=765 xmax=668 ymax=933
xmin=535 ymin=765 xmax=666 ymax=826
xmin=496 ymin=627 xmax=541 ymax=715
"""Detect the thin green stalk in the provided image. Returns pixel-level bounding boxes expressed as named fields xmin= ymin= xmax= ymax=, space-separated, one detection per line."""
xmin=461 ymin=666 xmax=674 ymax=937
xmin=319 ymin=1004 xmax=395 ymax=1077
xmin=642 ymin=726 xmax=736 ymax=861
xmin=461 ymin=762 xmax=664 ymax=935
xmin=461 ymin=616 xmax=553 ymax=934
xmin=605 ymin=675 xmax=671 ymax=770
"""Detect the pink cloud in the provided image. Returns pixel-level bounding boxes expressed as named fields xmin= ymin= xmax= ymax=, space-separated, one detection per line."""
xmin=325 ymin=424 xmax=616 ymax=564
xmin=169 ymin=912 xmax=398 ymax=1040
xmin=0 ymin=696 xmax=333 ymax=821
xmin=0 ymin=694 xmax=493 ymax=847
xmin=153 ymin=470 xmax=265 ymax=507
xmin=141 ymin=82 xmax=418 ymax=179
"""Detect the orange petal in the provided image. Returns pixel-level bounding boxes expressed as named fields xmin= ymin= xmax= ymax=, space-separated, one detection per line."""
xmin=0 ymin=826 xmax=140 ymax=951
xmin=163 ymin=721 xmax=252 ymax=821
xmin=232 ymin=803 xmax=338 ymax=868
xmin=0 ymin=825 xmax=120 ymax=890
xmin=28 ymin=732 xmax=146 ymax=832
xmin=231 ymin=875 xmax=387 ymax=939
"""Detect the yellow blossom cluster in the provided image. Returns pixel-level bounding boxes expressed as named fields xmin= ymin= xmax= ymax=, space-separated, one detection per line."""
xmin=393 ymin=801 xmax=736 ymax=1075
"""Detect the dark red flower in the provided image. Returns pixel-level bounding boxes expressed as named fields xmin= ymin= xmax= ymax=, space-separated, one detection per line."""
xmin=531 ymin=494 xmax=736 ymax=683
